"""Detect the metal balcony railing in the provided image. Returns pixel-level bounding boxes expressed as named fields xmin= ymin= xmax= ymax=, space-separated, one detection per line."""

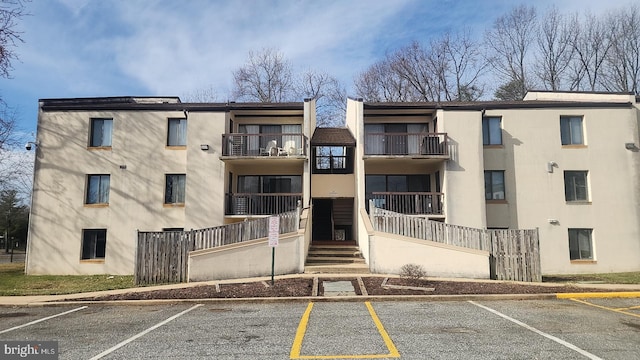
xmin=364 ymin=133 xmax=448 ymax=156
xmin=367 ymin=192 xmax=444 ymax=215
xmin=222 ymin=133 xmax=307 ymax=157
xmin=226 ymin=193 xmax=303 ymax=215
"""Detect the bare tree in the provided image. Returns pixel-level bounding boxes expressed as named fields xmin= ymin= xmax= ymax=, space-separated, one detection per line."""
xmin=534 ymin=7 xmax=575 ymax=90
xmin=602 ymin=5 xmax=640 ymax=94
xmin=0 ymin=1 xmax=31 ymax=204
xmin=0 ymin=102 xmax=28 ymax=198
xmin=355 ymin=58 xmax=419 ymax=102
xmin=232 ymin=48 xmax=294 ymax=102
xmin=485 ymin=5 xmax=537 ymax=100
xmin=230 ymin=48 xmax=348 ymax=125
xmin=355 ymin=33 xmax=486 ymax=103
xmin=439 ymin=31 xmax=487 ymax=101
xmin=182 ymin=85 xmax=220 ymax=103
xmin=390 ymin=41 xmax=440 ymax=101
xmin=0 ymin=0 xmax=27 ymax=79
xmin=296 ymin=69 xmax=346 ymax=126
xmin=567 ymin=12 xmax=612 ymax=91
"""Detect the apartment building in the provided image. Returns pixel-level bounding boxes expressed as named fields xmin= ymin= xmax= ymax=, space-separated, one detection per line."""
xmin=26 ymin=91 xmax=640 ymax=276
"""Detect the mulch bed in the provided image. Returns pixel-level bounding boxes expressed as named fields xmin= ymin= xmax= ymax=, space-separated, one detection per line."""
xmin=73 ymin=277 xmax=618 ymax=301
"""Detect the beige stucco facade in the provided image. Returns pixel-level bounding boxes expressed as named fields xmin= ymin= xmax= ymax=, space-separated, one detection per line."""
xmin=26 ymin=99 xmax=311 ymax=275
xmin=346 ymin=92 xmax=640 ymax=276
xmin=26 ymin=92 xmax=640 ymax=277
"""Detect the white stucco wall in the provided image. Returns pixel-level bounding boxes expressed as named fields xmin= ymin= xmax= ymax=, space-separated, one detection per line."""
xmin=184 ymin=112 xmax=226 ymax=229
xmin=483 ymin=104 xmax=640 ymax=274
xmin=439 ymin=109 xmax=487 ymax=228
xmin=188 ymin=233 xmax=303 ymax=281
xmin=357 ymin=208 xmax=372 ymax=264
xmin=26 ymin=101 xmax=311 ymax=276
xmin=27 ymin=109 xmax=190 ymax=275
xmin=369 ymin=233 xmax=489 ymax=279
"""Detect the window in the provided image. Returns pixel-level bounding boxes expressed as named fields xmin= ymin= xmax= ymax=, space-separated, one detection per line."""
xmin=568 ymin=228 xmax=593 ymax=260
xmin=234 ymin=175 xmax=302 ymax=214
xmin=313 ymin=146 xmax=353 ymax=174
xmin=365 ymin=174 xmax=430 ymax=194
xmin=165 ymin=174 xmax=186 ymax=204
xmin=167 ymin=118 xmax=187 ymax=146
xmin=482 ymin=117 xmax=502 ymax=145
xmin=86 ymin=175 xmax=110 ymax=204
xmin=364 ymin=123 xmax=426 ymax=155
xmin=365 ymin=174 xmax=431 ymax=213
xmin=81 ymin=229 xmax=106 ymax=260
xmin=560 ymin=116 xmax=584 ymax=145
xmin=238 ymin=124 xmax=302 ymax=156
xmin=484 ymin=171 xmax=505 ymax=200
xmin=238 ymin=175 xmax=302 ymax=194
xmin=90 ymin=118 xmax=112 ymax=147
xmin=163 ymin=228 xmax=184 ymax=232
xmin=564 ymin=171 xmax=589 ymax=201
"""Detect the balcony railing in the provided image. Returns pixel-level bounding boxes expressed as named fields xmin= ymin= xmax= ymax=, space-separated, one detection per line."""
xmin=364 ymin=132 xmax=448 ymax=156
xmin=367 ymin=192 xmax=444 ymax=215
xmin=226 ymin=193 xmax=303 ymax=215
xmin=222 ymin=133 xmax=307 ymax=157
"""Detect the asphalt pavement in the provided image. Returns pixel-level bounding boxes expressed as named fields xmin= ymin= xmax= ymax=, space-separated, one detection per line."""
xmin=1 ymin=299 xmax=640 ymax=359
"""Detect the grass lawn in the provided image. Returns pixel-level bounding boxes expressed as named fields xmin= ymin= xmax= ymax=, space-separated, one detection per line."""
xmin=543 ymin=272 xmax=640 ymax=284
xmin=0 ymin=263 xmax=135 ymax=296
xmin=2 ymin=261 xmax=639 ymax=296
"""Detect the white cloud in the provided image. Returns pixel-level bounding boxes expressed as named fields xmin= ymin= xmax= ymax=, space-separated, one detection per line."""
xmin=95 ymin=1 xmax=415 ymax=98
xmin=3 ymin=0 xmax=637 ymax=135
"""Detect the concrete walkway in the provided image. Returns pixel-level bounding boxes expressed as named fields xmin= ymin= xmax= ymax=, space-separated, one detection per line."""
xmin=1 ymin=273 xmax=640 ymax=306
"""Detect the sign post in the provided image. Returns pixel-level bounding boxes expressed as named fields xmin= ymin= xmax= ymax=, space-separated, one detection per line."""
xmin=268 ymin=216 xmax=279 ymax=285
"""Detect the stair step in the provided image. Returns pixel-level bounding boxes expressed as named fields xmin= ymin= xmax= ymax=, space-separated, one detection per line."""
xmin=304 ymin=263 xmax=370 ymax=274
xmin=306 ymin=256 xmax=366 ymax=264
xmin=308 ymin=250 xmax=361 ymax=257
xmin=309 ymin=245 xmax=359 ymax=250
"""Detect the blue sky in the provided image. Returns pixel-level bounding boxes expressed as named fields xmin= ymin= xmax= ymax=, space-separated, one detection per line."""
xmin=1 ymin=0 xmax=633 ymax=135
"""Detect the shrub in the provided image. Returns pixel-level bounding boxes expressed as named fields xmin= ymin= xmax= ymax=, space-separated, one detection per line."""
xmin=399 ymin=263 xmax=427 ymax=283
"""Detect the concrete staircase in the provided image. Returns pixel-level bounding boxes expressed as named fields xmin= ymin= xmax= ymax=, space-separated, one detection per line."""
xmin=304 ymin=244 xmax=370 ymax=274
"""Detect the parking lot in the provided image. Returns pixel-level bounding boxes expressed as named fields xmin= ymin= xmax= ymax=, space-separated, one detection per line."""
xmin=1 ymin=298 xmax=639 ymax=359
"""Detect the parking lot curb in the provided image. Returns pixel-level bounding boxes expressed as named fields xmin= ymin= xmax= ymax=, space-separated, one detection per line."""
xmin=4 ymin=292 xmax=640 ymax=307
xmin=557 ymin=291 xmax=640 ymax=299
xmin=7 ymin=293 xmax=560 ymax=306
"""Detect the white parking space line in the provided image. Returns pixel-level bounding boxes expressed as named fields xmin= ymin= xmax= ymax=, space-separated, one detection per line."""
xmin=88 ymin=304 xmax=202 ymax=360
xmin=0 ymin=306 xmax=88 ymax=334
xmin=469 ymin=301 xmax=603 ymax=360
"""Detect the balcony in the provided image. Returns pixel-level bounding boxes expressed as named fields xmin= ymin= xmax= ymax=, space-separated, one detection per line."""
xmin=364 ymin=133 xmax=448 ymax=157
xmin=367 ymin=192 xmax=444 ymax=215
xmin=222 ymin=133 xmax=307 ymax=157
xmin=226 ymin=193 xmax=302 ymax=216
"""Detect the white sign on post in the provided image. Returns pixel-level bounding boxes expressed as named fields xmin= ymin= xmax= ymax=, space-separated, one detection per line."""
xmin=268 ymin=216 xmax=279 ymax=247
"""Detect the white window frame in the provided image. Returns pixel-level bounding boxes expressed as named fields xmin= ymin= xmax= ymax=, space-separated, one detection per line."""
xmin=560 ymin=116 xmax=584 ymax=145
xmin=564 ymin=171 xmax=589 ymax=202
xmin=568 ymin=228 xmax=593 ymax=260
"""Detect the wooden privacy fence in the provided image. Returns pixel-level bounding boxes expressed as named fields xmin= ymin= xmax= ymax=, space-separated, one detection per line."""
xmin=489 ymin=229 xmax=541 ymax=282
xmin=135 ymin=208 xmax=300 ymax=285
xmin=369 ymin=203 xmax=541 ymax=282
xmin=136 ymin=231 xmax=192 ymax=285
